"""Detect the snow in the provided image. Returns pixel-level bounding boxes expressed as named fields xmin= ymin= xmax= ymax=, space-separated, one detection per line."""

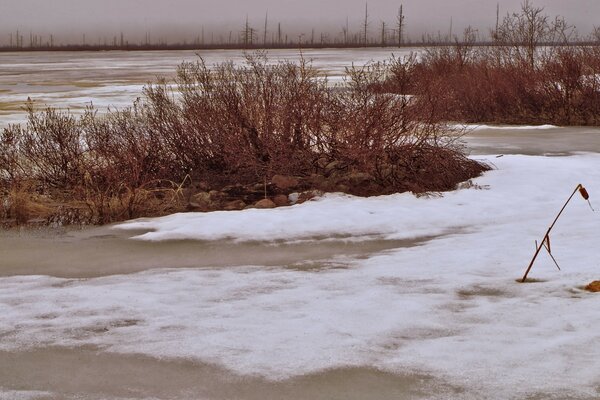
xmin=2 ymin=153 xmax=600 ymax=398
xmin=455 ymin=123 xmax=559 ymax=131
xmin=0 ymin=390 xmax=52 ymax=400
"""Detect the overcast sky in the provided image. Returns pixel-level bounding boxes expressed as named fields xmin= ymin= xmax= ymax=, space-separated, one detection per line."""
xmin=1 ymin=0 xmax=598 ymax=44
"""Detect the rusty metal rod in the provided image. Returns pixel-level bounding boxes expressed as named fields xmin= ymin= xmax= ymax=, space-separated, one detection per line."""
xmin=521 ymin=184 xmax=583 ymax=283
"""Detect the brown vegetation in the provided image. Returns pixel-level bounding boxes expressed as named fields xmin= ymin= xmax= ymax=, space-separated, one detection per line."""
xmin=585 ymin=281 xmax=600 ymax=292
xmin=0 ymin=54 xmax=486 ymax=227
xmin=382 ymin=2 xmax=600 ymax=126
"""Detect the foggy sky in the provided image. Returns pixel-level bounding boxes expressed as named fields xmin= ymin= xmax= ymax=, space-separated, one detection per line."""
xmin=1 ymin=0 xmax=599 ymax=45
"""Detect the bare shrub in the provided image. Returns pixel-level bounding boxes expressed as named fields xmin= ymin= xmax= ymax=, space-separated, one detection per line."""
xmin=492 ymin=0 xmax=574 ymax=69
xmin=1 ymin=53 xmax=487 ymax=226
xmin=166 ymin=54 xmax=331 ymax=185
xmin=0 ymin=124 xmax=24 ymax=187
xmin=19 ymin=102 xmax=85 ymax=189
xmin=81 ymin=104 xmax=177 ymax=223
xmin=375 ymin=1 xmax=600 ymax=126
xmin=388 ymin=38 xmax=600 ymax=125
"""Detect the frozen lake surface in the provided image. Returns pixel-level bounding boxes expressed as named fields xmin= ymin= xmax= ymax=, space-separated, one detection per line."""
xmin=0 ymin=48 xmax=413 ymax=126
xmin=2 ymin=50 xmax=600 ymax=399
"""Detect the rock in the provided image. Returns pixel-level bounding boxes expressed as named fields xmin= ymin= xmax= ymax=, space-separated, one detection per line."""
xmin=191 ymin=191 xmax=211 ymax=204
xmin=585 ymin=281 xmax=600 ymax=292
xmin=271 ymin=175 xmax=299 ymax=190
xmin=224 ymin=200 xmax=246 ymax=211
xmin=222 ymin=184 xmax=245 ymax=196
xmin=254 ymin=198 xmax=276 ymax=209
xmin=346 ymin=172 xmax=374 ymax=184
xmin=273 ymin=194 xmax=289 ymax=207
xmin=308 ymin=173 xmax=326 ymax=186
xmin=189 ymin=191 xmax=213 ymax=211
xmin=336 ymin=184 xmax=350 ymax=193
xmin=297 ymin=190 xmax=324 ymax=204
xmin=208 ymin=190 xmax=225 ymax=200
xmin=187 ymin=202 xmax=207 ymax=211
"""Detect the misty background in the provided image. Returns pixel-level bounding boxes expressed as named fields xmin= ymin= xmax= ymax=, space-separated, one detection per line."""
xmin=1 ymin=0 xmax=599 ymax=45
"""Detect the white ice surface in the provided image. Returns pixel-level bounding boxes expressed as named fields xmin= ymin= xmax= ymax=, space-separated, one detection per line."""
xmin=2 ymin=154 xmax=600 ymax=399
xmin=0 ymin=390 xmax=53 ymax=400
xmin=455 ymin=123 xmax=558 ymax=131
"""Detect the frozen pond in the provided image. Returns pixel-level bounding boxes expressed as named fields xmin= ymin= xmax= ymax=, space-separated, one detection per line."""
xmin=0 ymin=48 xmax=414 ymax=126
xmin=2 ymin=50 xmax=600 ymax=399
xmin=2 ymin=128 xmax=600 ymax=399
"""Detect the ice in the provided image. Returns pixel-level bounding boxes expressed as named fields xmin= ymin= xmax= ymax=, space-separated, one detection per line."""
xmin=116 ymin=154 xmax=596 ymax=246
xmin=455 ymin=123 xmax=559 ymax=131
xmin=0 ymin=48 xmax=410 ymax=128
xmin=2 ymin=153 xmax=600 ymax=398
xmin=0 ymin=390 xmax=53 ymax=400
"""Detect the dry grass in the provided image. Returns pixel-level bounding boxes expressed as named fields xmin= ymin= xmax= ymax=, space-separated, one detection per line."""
xmin=2 ymin=183 xmax=52 ymax=224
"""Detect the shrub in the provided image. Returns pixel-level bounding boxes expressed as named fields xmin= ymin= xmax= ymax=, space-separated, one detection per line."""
xmin=0 ymin=54 xmax=487 ymax=225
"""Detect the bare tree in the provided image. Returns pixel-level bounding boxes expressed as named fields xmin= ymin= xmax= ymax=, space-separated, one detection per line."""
xmin=343 ymin=16 xmax=349 ymax=45
xmin=494 ymin=0 xmax=574 ymax=69
xmin=240 ymin=16 xmax=257 ymax=47
xmin=263 ymin=12 xmax=268 ymax=46
xmin=363 ymin=3 xmax=369 ymax=46
xmin=397 ymin=5 xmax=405 ymax=47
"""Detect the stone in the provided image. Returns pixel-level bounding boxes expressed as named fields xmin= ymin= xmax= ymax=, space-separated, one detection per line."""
xmin=273 ymin=194 xmax=289 ymax=207
xmin=271 ymin=175 xmax=299 ymax=190
xmin=191 ymin=191 xmax=211 ymax=204
xmin=224 ymin=200 xmax=246 ymax=211
xmin=208 ymin=190 xmax=225 ymax=200
xmin=186 ymin=202 xmax=205 ymax=211
xmin=189 ymin=192 xmax=212 ymax=211
xmin=308 ymin=173 xmax=326 ymax=186
xmin=584 ymin=281 xmax=600 ymax=292
xmin=222 ymin=184 xmax=244 ymax=196
xmin=346 ymin=172 xmax=374 ymax=184
xmin=254 ymin=198 xmax=276 ymax=209
xmin=336 ymin=184 xmax=350 ymax=193
xmin=297 ymin=190 xmax=324 ymax=204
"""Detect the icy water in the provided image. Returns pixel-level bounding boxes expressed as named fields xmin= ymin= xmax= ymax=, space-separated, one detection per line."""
xmin=0 ymin=48 xmax=413 ymax=127
xmin=2 ymin=50 xmax=600 ymax=400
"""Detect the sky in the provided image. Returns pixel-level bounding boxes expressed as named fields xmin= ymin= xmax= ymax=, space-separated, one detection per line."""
xmin=1 ymin=0 xmax=599 ymax=45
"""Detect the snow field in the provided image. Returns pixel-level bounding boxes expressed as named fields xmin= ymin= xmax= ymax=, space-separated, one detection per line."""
xmin=1 ymin=153 xmax=600 ymax=398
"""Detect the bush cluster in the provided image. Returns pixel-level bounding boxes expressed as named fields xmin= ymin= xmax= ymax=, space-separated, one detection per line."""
xmin=383 ymin=2 xmax=600 ymax=126
xmin=394 ymin=45 xmax=600 ymax=126
xmin=0 ymin=54 xmax=485 ymax=225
